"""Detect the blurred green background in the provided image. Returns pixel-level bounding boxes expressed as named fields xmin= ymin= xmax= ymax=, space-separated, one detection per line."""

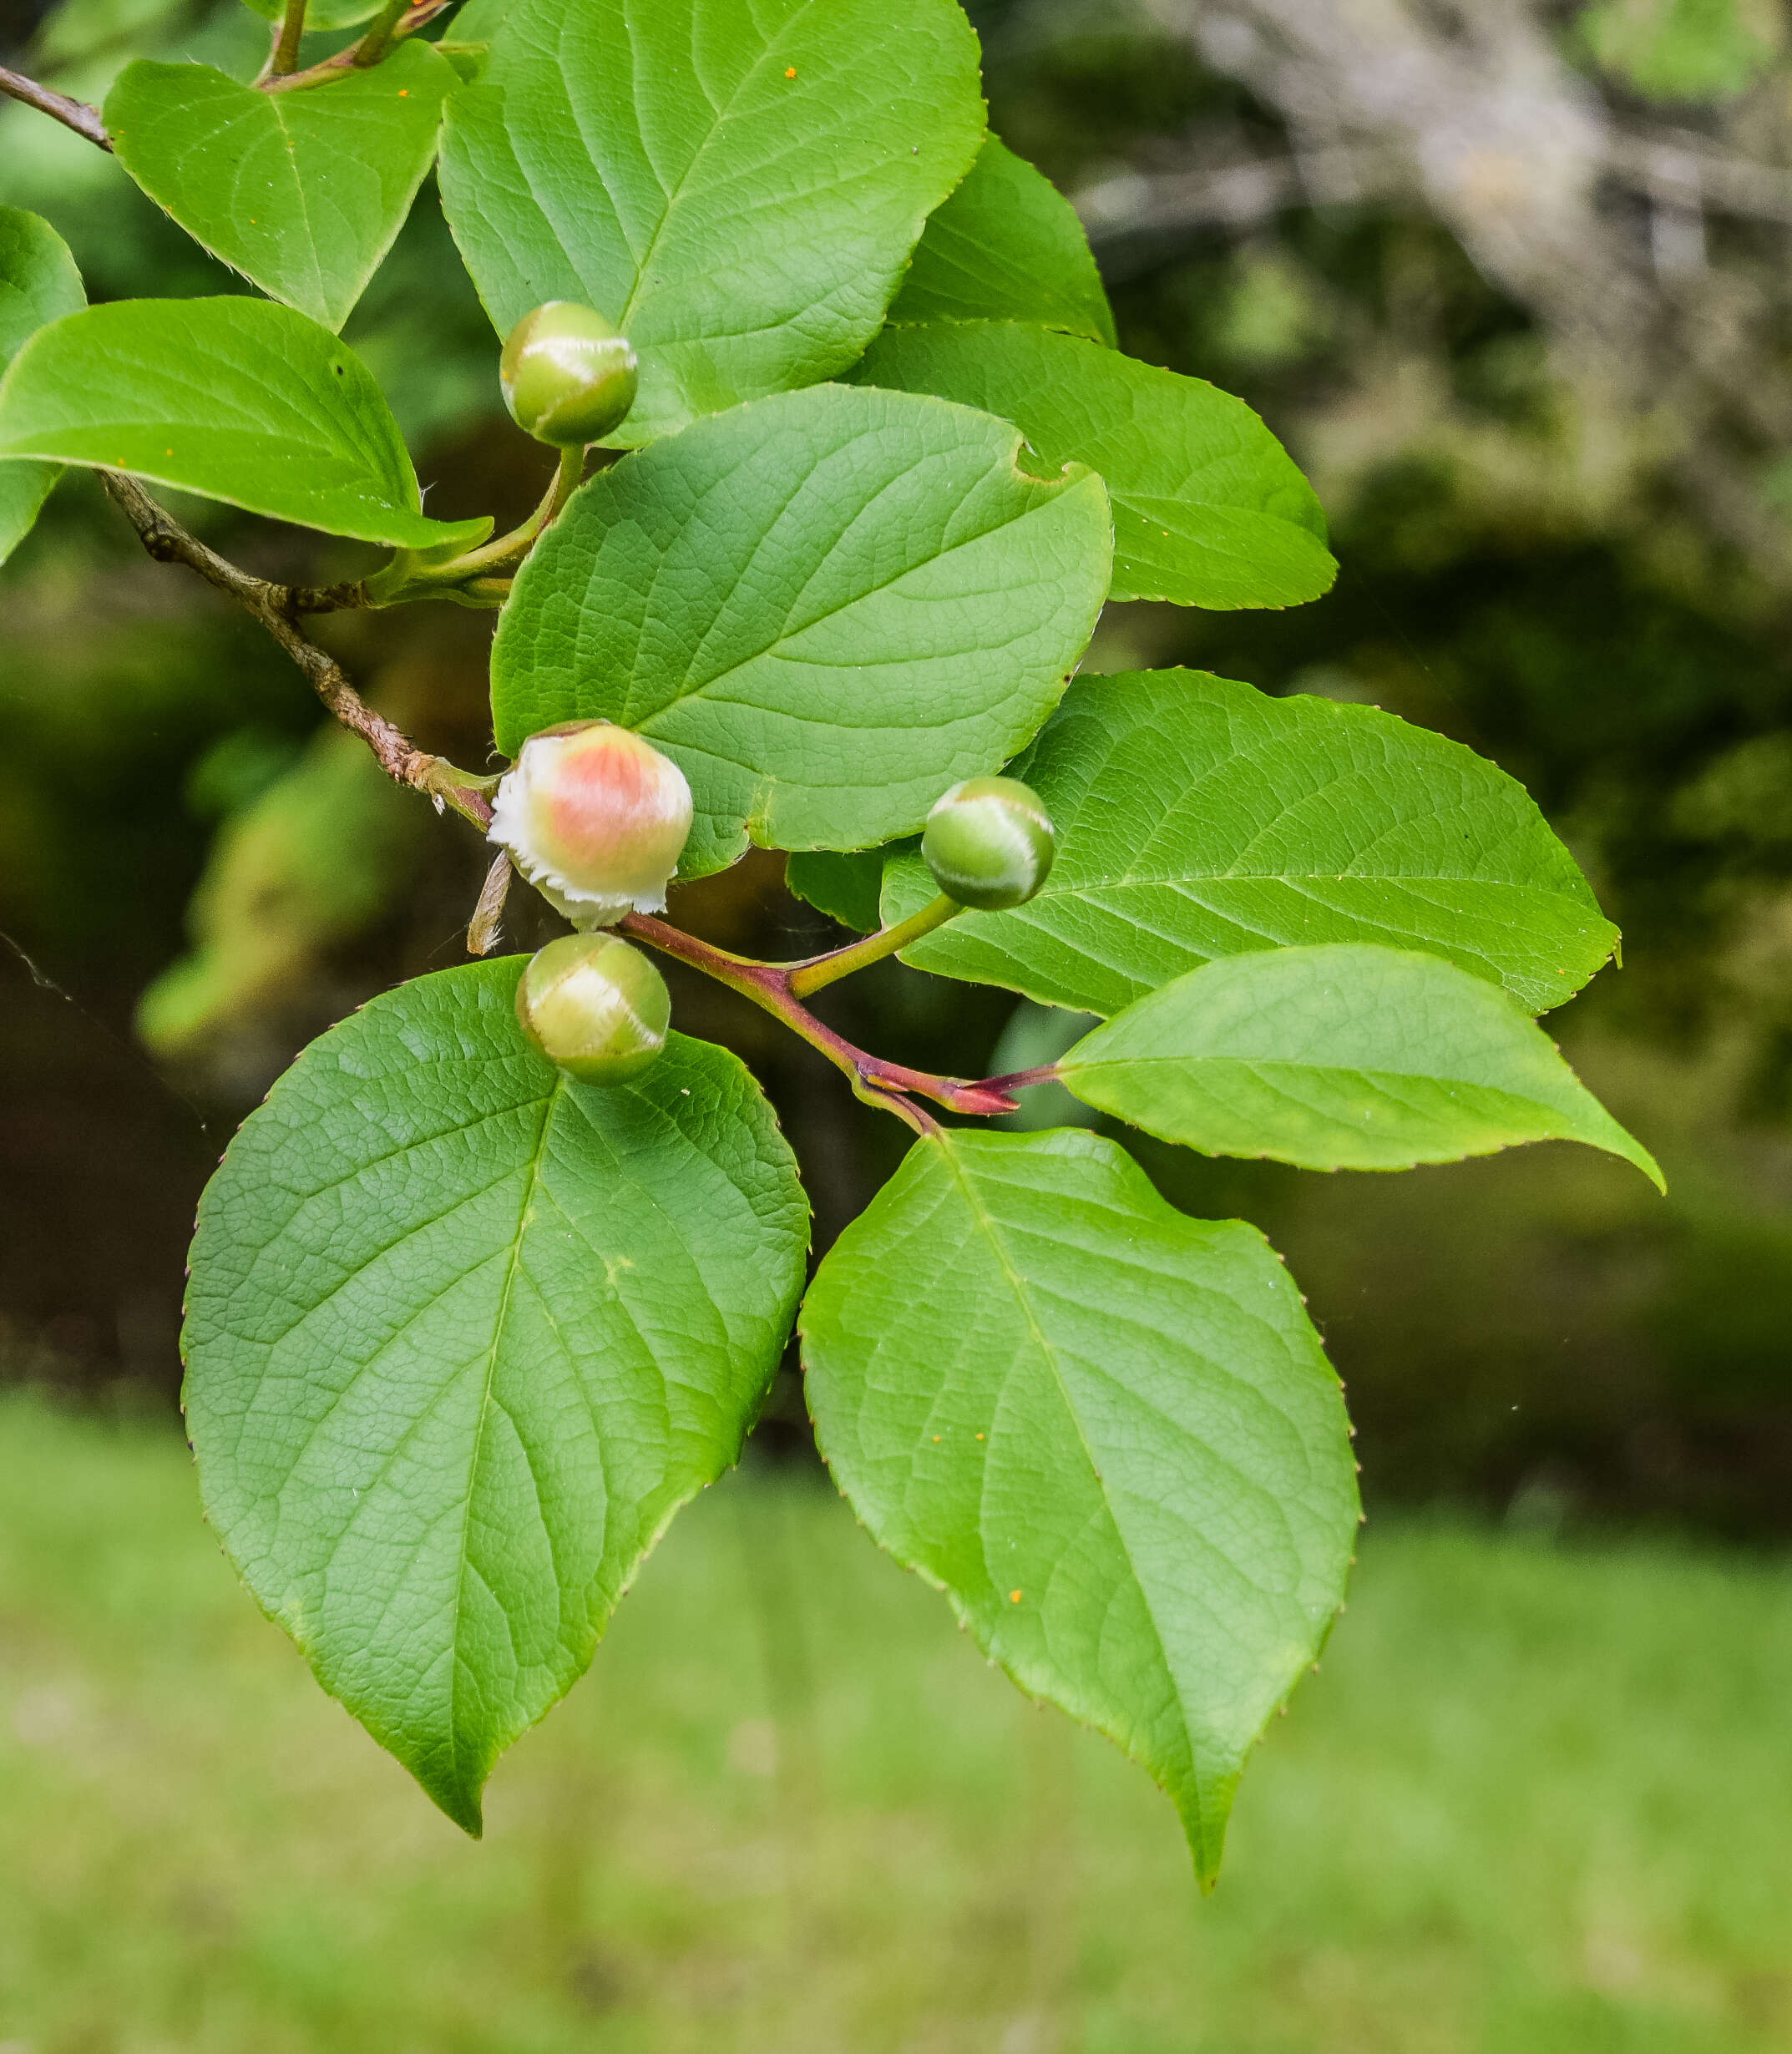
xmin=3 ymin=0 xmax=1791 ymax=2046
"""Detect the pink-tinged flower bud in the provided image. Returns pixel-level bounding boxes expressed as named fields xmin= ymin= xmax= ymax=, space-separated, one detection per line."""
xmin=515 ymin=933 xmax=670 ymax=1085
xmin=488 ymin=721 xmax=693 ymax=928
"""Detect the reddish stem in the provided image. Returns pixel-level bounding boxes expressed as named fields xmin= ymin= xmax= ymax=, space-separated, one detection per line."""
xmin=978 ymin=1062 xmax=1062 ymax=1095
xmin=620 ymin=913 xmax=1020 ymax=1122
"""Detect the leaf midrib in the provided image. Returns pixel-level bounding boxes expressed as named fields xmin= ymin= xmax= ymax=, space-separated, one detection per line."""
xmin=934 ymin=1136 xmax=1200 ymax=1829
xmin=448 ymin=1076 xmax=560 ymax=1789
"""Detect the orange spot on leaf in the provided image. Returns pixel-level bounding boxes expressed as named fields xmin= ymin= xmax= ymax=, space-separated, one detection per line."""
xmin=784 ymin=66 xmax=797 ymax=78
xmin=1009 ymin=1591 xmax=1022 ymax=1603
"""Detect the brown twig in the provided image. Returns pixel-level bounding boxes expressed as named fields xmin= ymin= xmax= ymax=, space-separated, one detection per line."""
xmin=268 ymin=0 xmax=309 ymax=78
xmin=99 ymin=471 xmax=497 ymax=828
xmin=0 ymin=65 xmax=110 ymax=150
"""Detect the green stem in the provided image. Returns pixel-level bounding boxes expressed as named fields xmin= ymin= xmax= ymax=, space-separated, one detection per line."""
xmin=261 ymin=0 xmax=450 ymax=90
xmin=363 ymin=445 xmax=586 ymax=610
xmin=786 ymin=893 xmax=960 ymax=999
xmin=448 ymin=443 xmax=584 ymax=578
xmin=269 ymin=0 xmax=308 ymax=76
xmin=352 ymin=0 xmax=411 ymax=66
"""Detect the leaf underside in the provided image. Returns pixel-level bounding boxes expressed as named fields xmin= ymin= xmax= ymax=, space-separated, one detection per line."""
xmin=0 ymin=296 xmax=485 ymax=549
xmin=801 ymin=1126 xmax=1359 ymax=1884
xmin=490 ymin=382 xmax=1113 ymax=875
xmin=883 ymin=668 xmax=1619 ymax=1017
xmin=888 ymin=135 xmax=1116 ymax=345
xmin=1062 ymin=942 xmax=1663 ymax=1185
xmin=439 ymin=0 xmax=987 ymax=445
xmin=182 ymin=960 xmax=809 ymax=1831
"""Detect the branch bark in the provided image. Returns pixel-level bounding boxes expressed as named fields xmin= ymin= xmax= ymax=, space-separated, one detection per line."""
xmin=99 ymin=472 xmax=498 ymax=828
xmin=0 ymin=65 xmax=110 ymax=149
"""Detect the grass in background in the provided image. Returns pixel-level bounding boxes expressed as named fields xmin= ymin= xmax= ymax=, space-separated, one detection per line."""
xmin=2 ymin=1394 xmax=1790 ymax=2054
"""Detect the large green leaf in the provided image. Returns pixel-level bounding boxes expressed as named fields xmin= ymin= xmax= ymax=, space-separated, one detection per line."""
xmin=491 ymin=383 xmax=1112 ymax=876
xmin=0 ymin=296 xmax=486 ymax=549
xmin=438 ymin=0 xmax=985 ymax=445
xmin=887 ymin=137 xmax=1116 ymax=346
xmin=884 ymin=669 xmax=1617 ymax=1017
xmin=801 ymin=1126 xmax=1358 ymax=1883
xmin=0 ymin=208 xmax=84 ymax=564
xmin=107 ymin=43 xmax=459 ymax=332
xmin=183 ymin=960 xmax=809 ymax=1831
xmin=855 ymin=320 xmax=1334 ymax=610
xmin=1061 ymin=943 xmax=1663 ymax=1185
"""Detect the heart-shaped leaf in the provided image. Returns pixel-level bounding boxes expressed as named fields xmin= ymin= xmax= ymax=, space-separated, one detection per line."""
xmin=888 ymin=136 xmax=1116 ymax=345
xmin=0 ymin=207 xmax=84 ymax=564
xmin=1061 ymin=943 xmax=1663 ymax=1185
xmin=107 ymin=43 xmax=459 ymax=333
xmin=801 ymin=1126 xmax=1358 ymax=1885
xmin=856 ymin=320 xmax=1335 ymax=610
xmin=438 ymin=0 xmax=986 ymax=444
xmin=0 ymin=296 xmax=486 ymax=549
xmin=491 ymin=382 xmax=1113 ymax=875
xmin=183 ymin=960 xmax=810 ymax=1831
xmin=883 ymin=668 xmax=1618 ymax=1017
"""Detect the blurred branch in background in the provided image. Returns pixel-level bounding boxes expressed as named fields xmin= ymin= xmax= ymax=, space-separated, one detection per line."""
xmin=1110 ymin=0 xmax=1792 ymax=576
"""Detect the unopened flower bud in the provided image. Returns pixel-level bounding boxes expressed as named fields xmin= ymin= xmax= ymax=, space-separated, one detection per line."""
xmin=922 ymin=775 xmax=1056 ymax=911
xmin=488 ymin=721 xmax=693 ymax=928
xmin=500 ymin=301 xmax=639 ymax=447
xmin=515 ymin=933 xmax=670 ymax=1085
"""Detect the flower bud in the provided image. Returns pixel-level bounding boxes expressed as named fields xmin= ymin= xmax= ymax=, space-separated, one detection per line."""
xmin=488 ymin=721 xmax=693 ymax=928
xmin=515 ymin=933 xmax=670 ymax=1085
xmin=500 ymin=301 xmax=639 ymax=447
xmin=922 ymin=775 xmax=1056 ymax=911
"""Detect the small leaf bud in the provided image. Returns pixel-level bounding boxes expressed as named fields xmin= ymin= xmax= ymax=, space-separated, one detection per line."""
xmin=488 ymin=721 xmax=693 ymax=928
xmin=515 ymin=933 xmax=670 ymax=1085
xmin=500 ymin=301 xmax=639 ymax=447
xmin=922 ymin=775 xmax=1056 ymax=910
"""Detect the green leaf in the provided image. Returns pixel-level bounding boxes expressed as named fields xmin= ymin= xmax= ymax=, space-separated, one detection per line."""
xmin=854 ymin=320 xmax=1335 ymax=610
xmin=800 ymin=1126 xmax=1358 ymax=1883
xmin=240 ymin=0 xmax=384 ymax=28
xmin=0 ymin=297 xmax=487 ymax=549
xmin=437 ymin=0 xmax=986 ymax=445
xmin=888 ymin=137 xmax=1116 ymax=346
xmin=490 ymin=383 xmax=1112 ymax=876
xmin=182 ymin=959 xmax=809 ymax=1832
xmin=107 ymin=43 xmax=459 ymax=333
xmin=0 ymin=208 xmax=85 ymax=565
xmin=883 ymin=668 xmax=1618 ymax=1018
xmin=1062 ymin=943 xmax=1663 ymax=1186
xmin=785 ymin=847 xmax=888 ymax=933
